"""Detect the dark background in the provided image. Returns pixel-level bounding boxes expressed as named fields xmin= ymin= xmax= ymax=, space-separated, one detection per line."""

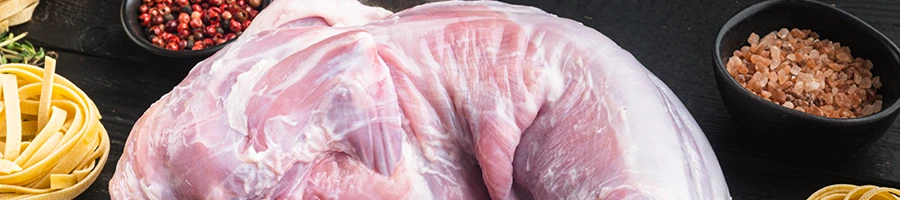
xmin=8 ymin=0 xmax=898 ymax=199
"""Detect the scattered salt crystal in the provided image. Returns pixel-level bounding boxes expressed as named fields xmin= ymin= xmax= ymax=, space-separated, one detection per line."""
xmin=787 ymin=53 xmax=796 ymax=61
xmin=864 ymin=60 xmax=874 ymax=69
xmin=791 ymin=65 xmax=801 ymax=75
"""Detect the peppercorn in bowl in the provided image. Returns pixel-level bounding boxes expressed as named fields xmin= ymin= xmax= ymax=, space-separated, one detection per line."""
xmin=120 ymin=0 xmax=269 ymax=57
xmin=713 ymin=0 xmax=900 ymax=158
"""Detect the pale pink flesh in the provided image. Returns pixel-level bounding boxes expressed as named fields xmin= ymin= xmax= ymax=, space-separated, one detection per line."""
xmin=111 ymin=0 xmax=731 ymax=199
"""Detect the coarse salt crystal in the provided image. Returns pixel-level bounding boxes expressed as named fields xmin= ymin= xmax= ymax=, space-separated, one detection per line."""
xmin=783 ymin=101 xmax=795 ymax=109
xmin=873 ymin=76 xmax=882 ymax=88
xmin=777 ymin=28 xmax=789 ymax=39
xmin=805 ymin=81 xmax=820 ymax=92
xmin=748 ymin=32 xmax=760 ymax=45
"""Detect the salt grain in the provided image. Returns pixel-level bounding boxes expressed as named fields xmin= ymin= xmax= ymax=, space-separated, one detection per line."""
xmin=726 ymin=28 xmax=883 ymax=118
xmin=748 ymin=32 xmax=760 ymax=45
xmin=777 ymin=28 xmax=789 ymax=39
xmin=761 ymin=33 xmax=777 ymax=48
xmin=873 ymin=76 xmax=882 ymax=88
xmin=784 ymin=101 xmax=795 ymax=109
xmin=761 ymin=90 xmax=772 ymax=98
xmin=791 ymin=65 xmax=801 ymax=75
xmin=805 ymin=81 xmax=820 ymax=92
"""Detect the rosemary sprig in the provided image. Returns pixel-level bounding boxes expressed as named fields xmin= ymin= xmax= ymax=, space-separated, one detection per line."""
xmin=0 ymin=32 xmax=57 ymax=66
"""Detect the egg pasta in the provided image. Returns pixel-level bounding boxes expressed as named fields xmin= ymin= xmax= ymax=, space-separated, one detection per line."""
xmin=809 ymin=184 xmax=900 ymax=200
xmin=0 ymin=57 xmax=109 ymax=199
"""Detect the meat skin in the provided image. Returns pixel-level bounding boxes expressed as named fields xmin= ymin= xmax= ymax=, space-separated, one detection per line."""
xmin=110 ymin=0 xmax=731 ymax=199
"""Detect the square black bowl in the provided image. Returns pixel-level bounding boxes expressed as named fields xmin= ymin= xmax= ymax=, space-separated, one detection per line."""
xmin=713 ymin=0 xmax=900 ymax=158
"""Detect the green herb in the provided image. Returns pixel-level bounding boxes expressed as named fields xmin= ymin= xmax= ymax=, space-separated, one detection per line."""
xmin=0 ymin=32 xmax=57 ymax=66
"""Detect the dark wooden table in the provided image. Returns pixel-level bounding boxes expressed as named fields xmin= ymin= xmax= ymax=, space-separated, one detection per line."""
xmin=10 ymin=0 xmax=898 ymax=199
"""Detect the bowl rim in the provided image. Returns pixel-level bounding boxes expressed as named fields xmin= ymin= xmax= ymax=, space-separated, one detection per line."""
xmin=713 ymin=0 xmax=900 ymax=124
xmin=119 ymin=0 xmax=247 ymax=57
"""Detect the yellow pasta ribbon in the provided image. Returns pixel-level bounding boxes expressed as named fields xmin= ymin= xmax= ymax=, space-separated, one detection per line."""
xmin=0 ymin=57 xmax=109 ymax=199
xmin=809 ymin=184 xmax=900 ymax=200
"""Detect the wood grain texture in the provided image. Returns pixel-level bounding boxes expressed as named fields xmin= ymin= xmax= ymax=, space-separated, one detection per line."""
xmin=45 ymin=51 xmax=182 ymax=199
xmin=1 ymin=0 xmax=884 ymax=199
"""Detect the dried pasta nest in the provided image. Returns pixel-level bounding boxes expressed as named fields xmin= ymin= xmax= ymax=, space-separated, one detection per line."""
xmin=0 ymin=57 xmax=110 ymax=199
xmin=809 ymin=184 xmax=900 ymax=200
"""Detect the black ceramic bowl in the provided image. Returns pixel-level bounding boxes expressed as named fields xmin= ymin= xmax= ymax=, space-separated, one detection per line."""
xmin=713 ymin=0 xmax=900 ymax=157
xmin=120 ymin=0 xmax=270 ymax=57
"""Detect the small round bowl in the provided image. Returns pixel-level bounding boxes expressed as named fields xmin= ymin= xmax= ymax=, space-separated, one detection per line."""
xmin=120 ymin=0 xmax=270 ymax=58
xmin=713 ymin=0 xmax=900 ymax=157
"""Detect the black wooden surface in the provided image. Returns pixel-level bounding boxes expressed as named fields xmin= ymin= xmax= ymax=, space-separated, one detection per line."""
xmin=8 ymin=0 xmax=898 ymax=199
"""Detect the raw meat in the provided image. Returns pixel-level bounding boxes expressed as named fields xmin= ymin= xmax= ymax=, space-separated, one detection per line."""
xmin=110 ymin=0 xmax=731 ymax=199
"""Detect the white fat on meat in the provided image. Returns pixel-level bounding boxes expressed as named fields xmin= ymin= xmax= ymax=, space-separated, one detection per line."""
xmin=110 ymin=0 xmax=731 ymax=199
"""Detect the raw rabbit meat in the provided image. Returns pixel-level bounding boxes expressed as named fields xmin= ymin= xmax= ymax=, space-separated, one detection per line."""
xmin=110 ymin=0 xmax=731 ymax=199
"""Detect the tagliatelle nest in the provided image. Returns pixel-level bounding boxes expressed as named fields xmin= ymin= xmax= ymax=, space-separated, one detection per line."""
xmin=0 ymin=57 xmax=110 ymax=199
xmin=809 ymin=184 xmax=900 ymax=200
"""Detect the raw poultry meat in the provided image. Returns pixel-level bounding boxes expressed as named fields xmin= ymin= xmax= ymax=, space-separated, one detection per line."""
xmin=110 ymin=0 xmax=731 ymax=199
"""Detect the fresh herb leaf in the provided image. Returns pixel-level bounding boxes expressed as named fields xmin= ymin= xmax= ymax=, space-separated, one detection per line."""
xmin=0 ymin=32 xmax=55 ymax=66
